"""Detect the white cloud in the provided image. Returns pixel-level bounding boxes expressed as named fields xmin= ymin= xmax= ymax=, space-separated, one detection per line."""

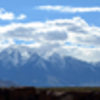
xmin=36 ymin=5 xmax=100 ymax=13
xmin=0 ymin=8 xmax=26 ymax=20
xmin=17 ymin=14 xmax=27 ymax=20
xmin=0 ymin=8 xmax=14 ymax=20
xmin=0 ymin=17 xmax=100 ymax=63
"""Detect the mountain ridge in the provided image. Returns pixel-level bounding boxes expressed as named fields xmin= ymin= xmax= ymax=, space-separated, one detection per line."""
xmin=0 ymin=46 xmax=100 ymax=87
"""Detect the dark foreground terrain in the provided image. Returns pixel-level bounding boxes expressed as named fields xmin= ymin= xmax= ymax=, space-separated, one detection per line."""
xmin=0 ymin=87 xmax=100 ymax=100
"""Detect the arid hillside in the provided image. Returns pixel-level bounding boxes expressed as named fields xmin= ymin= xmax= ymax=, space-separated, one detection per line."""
xmin=0 ymin=87 xmax=100 ymax=100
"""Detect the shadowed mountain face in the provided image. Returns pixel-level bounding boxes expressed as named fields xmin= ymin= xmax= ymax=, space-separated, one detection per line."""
xmin=0 ymin=80 xmax=17 ymax=87
xmin=0 ymin=47 xmax=100 ymax=87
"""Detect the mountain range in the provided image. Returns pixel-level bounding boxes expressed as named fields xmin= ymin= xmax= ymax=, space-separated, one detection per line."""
xmin=0 ymin=46 xmax=100 ymax=87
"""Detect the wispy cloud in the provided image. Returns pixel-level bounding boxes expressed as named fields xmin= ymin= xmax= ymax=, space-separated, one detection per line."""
xmin=17 ymin=14 xmax=27 ymax=20
xmin=0 ymin=8 xmax=26 ymax=21
xmin=36 ymin=5 xmax=100 ymax=13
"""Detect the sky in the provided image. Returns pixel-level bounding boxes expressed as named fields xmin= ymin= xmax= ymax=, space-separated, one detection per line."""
xmin=0 ymin=0 xmax=100 ymax=63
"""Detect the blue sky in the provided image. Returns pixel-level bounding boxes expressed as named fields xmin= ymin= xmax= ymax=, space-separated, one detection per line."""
xmin=0 ymin=0 xmax=100 ymax=63
xmin=0 ymin=0 xmax=100 ymax=26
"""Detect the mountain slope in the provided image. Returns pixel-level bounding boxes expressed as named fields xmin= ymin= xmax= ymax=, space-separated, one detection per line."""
xmin=0 ymin=46 xmax=100 ymax=87
xmin=0 ymin=80 xmax=17 ymax=87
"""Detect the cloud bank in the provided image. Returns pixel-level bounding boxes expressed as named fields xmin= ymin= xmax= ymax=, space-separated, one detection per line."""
xmin=0 ymin=17 xmax=100 ymax=63
xmin=36 ymin=5 xmax=100 ymax=13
